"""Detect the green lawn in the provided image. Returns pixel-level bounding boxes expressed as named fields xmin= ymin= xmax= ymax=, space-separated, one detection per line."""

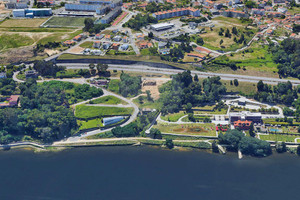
xmin=79 ymin=41 xmax=94 ymax=48
xmin=0 ymin=34 xmax=34 ymax=51
xmin=153 ymin=123 xmax=216 ymax=136
xmin=44 ymin=17 xmax=95 ymax=27
xmin=173 ymin=141 xmax=211 ymax=149
xmin=160 ymin=111 xmax=186 ymax=122
xmin=108 ymin=79 xmax=120 ymax=93
xmin=89 ymin=95 xmax=127 ymax=105
xmin=75 ymin=104 xmax=133 ymax=119
xmin=222 ymin=80 xmax=257 ymax=96
xmin=78 ymin=118 xmax=103 ymax=130
xmin=259 ymin=134 xmax=299 ymax=142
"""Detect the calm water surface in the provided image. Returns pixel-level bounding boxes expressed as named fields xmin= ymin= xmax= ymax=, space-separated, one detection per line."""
xmin=0 ymin=146 xmax=300 ymax=200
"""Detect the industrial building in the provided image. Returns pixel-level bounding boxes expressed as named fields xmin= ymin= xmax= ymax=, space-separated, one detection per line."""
xmin=13 ymin=8 xmax=52 ymax=18
xmin=152 ymin=7 xmax=200 ymax=20
xmin=150 ymin=23 xmax=175 ymax=31
xmin=103 ymin=116 xmax=124 ymax=126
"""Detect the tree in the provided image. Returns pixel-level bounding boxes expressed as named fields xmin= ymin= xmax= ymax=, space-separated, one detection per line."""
xmin=212 ymin=140 xmax=219 ymax=153
xmin=232 ymin=27 xmax=238 ymax=35
xmin=149 ymin=128 xmax=162 ymax=139
xmin=148 ymin=31 xmax=154 ymax=38
xmin=275 ymin=142 xmax=287 ymax=153
xmin=230 ymin=80 xmax=233 ymax=85
xmin=257 ymin=80 xmax=264 ymax=92
xmin=233 ymin=79 xmax=239 ymax=86
xmin=146 ymin=90 xmax=152 ymax=102
xmin=196 ymin=37 xmax=204 ymax=46
xmin=297 ymin=145 xmax=300 ymax=156
xmin=249 ymin=122 xmax=255 ymax=137
xmin=165 ymin=139 xmax=174 ymax=149
xmin=138 ymin=96 xmax=144 ymax=104
xmin=184 ymin=103 xmax=193 ymax=113
xmin=194 ymin=74 xmax=199 ymax=82
xmin=83 ymin=18 xmax=94 ymax=32
xmin=188 ymin=113 xmax=195 ymax=122
xmin=220 ymin=39 xmax=223 ymax=46
xmin=96 ymin=63 xmax=109 ymax=75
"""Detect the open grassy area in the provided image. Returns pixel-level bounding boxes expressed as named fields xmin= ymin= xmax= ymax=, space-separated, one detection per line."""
xmin=44 ymin=17 xmax=94 ymax=27
xmin=173 ymin=141 xmax=211 ymax=149
xmin=133 ymin=96 xmax=162 ymax=109
xmin=198 ymin=16 xmax=257 ymax=52
xmin=0 ymin=18 xmax=48 ymax=27
xmin=194 ymin=108 xmax=227 ymax=115
xmin=259 ymin=134 xmax=299 ymax=143
xmin=0 ymin=34 xmax=34 ymax=51
xmin=160 ymin=111 xmax=186 ymax=122
xmin=108 ymin=79 xmax=120 ymax=93
xmin=153 ymin=123 xmax=216 ymax=136
xmin=75 ymin=104 xmax=133 ymax=119
xmin=79 ymin=41 xmax=94 ymax=48
xmin=37 ymin=29 xmax=82 ymax=45
xmin=78 ymin=118 xmax=103 ymax=130
xmin=222 ymin=80 xmax=257 ymax=96
xmin=89 ymin=95 xmax=127 ymax=105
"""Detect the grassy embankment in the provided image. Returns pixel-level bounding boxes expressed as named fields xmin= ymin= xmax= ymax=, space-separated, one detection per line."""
xmin=0 ymin=34 xmax=34 ymax=52
xmin=133 ymin=96 xmax=162 ymax=109
xmin=107 ymin=79 xmax=120 ymax=93
xmin=75 ymin=104 xmax=133 ymax=119
xmin=89 ymin=95 xmax=127 ymax=105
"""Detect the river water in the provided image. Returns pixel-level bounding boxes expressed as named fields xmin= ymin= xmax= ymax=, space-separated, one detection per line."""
xmin=0 ymin=146 xmax=299 ymax=200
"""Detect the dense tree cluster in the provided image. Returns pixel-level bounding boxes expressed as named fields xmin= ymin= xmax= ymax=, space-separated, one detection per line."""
xmin=123 ymin=14 xmax=157 ymax=30
xmin=270 ymin=38 xmax=300 ymax=78
xmin=33 ymin=60 xmax=65 ymax=77
xmin=0 ymin=78 xmax=17 ymax=96
xmin=34 ymin=42 xmax=60 ymax=55
xmin=0 ymin=80 xmax=80 ymax=144
xmin=119 ymin=72 xmax=141 ymax=97
xmin=111 ymin=112 xmax=157 ymax=137
xmin=218 ymin=129 xmax=272 ymax=157
xmin=254 ymin=80 xmax=297 ymax=106
xmin=83 ymin=18 xmax=109 ymax=33
xmin=159 ymin=71 xmax=226 ymax=114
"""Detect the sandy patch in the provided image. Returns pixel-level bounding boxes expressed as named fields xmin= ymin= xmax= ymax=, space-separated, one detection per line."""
xmin=141 ymin=79 xmax=168 ymax=100
xmin=68 ymin=46 xmax=84 ymax=54
xmin=45 ymin=49 xmax=60 ymax=56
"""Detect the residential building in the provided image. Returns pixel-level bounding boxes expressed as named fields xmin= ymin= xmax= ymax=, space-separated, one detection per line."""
xmin=95 ymin=34 xmax=105 ymax=39
xmin=63 ymin=40 xmax=76 ymax=46
xmin=111 ymin=43 xmax=120 ymax=50
xmin=229 ymin=111 xmax=262 ymax=124
xmin=222 ymin=9 xmax=248 ymax=18
xmin=25 ymin=70 xmax=38 ymax=79
xmin=122 ymin=36 xmax=128 ymax=43
xmin=99 ymin=6 xmax=122 ymax=24
xmin=113 ymin=35 xmax=122 ymax=42
xmin=102 ymin=42 xmax=111 ymax=49
xmin=0 ymin=95 xmax=19 ymax=108
xmin=93 ymin=41 xmax=101 ymax=48
xmin=278 ymin=7 xmax=288 ymax=13
xmin=234 ymin=120 xmax=252 ymax=130
xmin=119 ymin=44 xmax=129 ymax=51
xmin=251 ymin=8 xmax=265 ymax=16
xmin=136 ymin=33 xmax=145 ymax=40
xmin=152 ymin=7 xmax=200 ymax=20
xmin=137 ymin=41 xmax=152 ymax=49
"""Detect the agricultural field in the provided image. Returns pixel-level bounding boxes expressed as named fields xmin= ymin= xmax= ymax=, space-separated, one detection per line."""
xmin=0 ymin=18 xmax=48 ymax=27
xmin=89 ymin=95 xmax=127 ymax=105
xmin=259 ymin=134 xmax=299 ymax=143
xmin=75 ymin=104 xmax=133 ymax=119
xmin=44 ymin=17 xmax=94 ymax=27
xmin=153 ymin=123 xmax=216 ymax=136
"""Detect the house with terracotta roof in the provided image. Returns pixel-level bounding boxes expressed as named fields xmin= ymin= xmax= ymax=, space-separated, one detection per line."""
xmin=111 ymin=43 xmax=120 ymax=50
xmin=63 ymin=40 xmax=75 ymax=46
xmin=73 ymin=35 xmax=82 ymax=41
xmin=105 ymin=34 xmax=111 ymax=40
xmin=93 ymin=41 xmax=101 ymax=48
xmin=234 ymin=120 xmax=252 ymax=130
xmin=0 ymin=95 xmax=19 ymax=108
xmin=137 ymin=41 xmax=153 ymax=49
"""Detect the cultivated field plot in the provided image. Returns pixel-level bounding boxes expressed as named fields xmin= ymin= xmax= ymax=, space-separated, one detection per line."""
xmin=44 ymin=17 xmax=94 ymax=27
xmin=153 ymin=123 xmax=216 ymax=136
xmin=0 ymin=18 xmax=48 ymax=27
xmin=75 ymin=104 xmax=133 ymax=119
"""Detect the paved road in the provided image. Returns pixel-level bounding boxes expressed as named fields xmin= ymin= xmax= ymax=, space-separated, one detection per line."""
xmin=60 ymin=63 xmax=300 ymax=85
